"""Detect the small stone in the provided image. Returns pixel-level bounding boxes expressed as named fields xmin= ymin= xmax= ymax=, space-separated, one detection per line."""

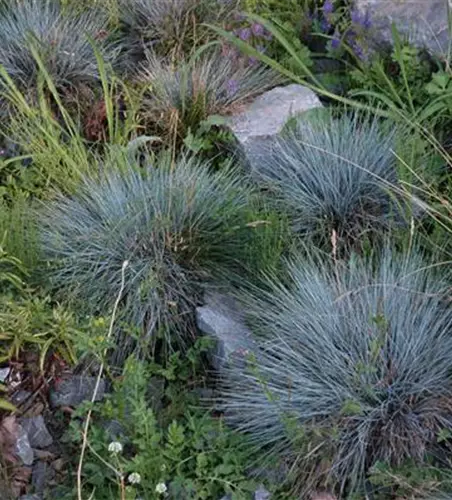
xmin=11 ymin=390 xmax=32 ymax=406
xmin=254 ymin=485 xmax=271 ymax=500
xmin=196 ymin=292 xmax=256 ymax=371
xmin=15 ymin=424 xmax=34 ymax=466
xmin=20 ymin=416 xmax=53 ymax=449
xmin=51 ymin=458 xmax=65 ymax=472
xmin=34 ymin=450 xmax=55 ymax=461
xmin=49 ymin=375 xmax=105 ymax=408
xmin=32 ymin=461 xmax=55 ymax=493
xmin=0 ymin=366 xmax=10 ymax=382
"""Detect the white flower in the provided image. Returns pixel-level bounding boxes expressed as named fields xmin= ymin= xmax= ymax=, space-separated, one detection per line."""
xmin=155 ymin=482 xmax=167 ymax=494
xmin=108 ymin=441 xmax=123 ymax=454
xmin=128 ymin=472 xmax=141 ymax=485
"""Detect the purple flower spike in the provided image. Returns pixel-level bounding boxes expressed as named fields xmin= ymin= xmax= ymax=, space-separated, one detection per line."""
xmin=226 ymin=79 xmax=239 ymax=97
xmin=323 ymin=1 xmax=334 ymax=15
xmin=363 ymin=11 xmax=372 ymax=29
xmin=320 ymin=18 xmax=331 ymax=33
xmin=261 ymin=29 xmax=273 ymax=41
xmin=350 ymin=9 xmax=362 ymax=25
xmin=351 ymin=40 xmax=368 ymax=62
xmin=346 ymin=29 xmax=357 ymax=42
xmin=331 ymin=37 xmax=341 ymax=49
xmin=251 ymin=22 xmax=265 ymax=37
xmin=238 ymin=27 xmax=252 ymax=41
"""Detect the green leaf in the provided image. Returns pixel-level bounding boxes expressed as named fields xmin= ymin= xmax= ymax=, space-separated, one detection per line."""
xmin=431 ymin=71 xmax=451 ymax=90
xmin=341 ymin=399 xmax=363 ymax=416
xmin=203 ymin=114 xmax=227 ymax=127
xmin=214 ymin=463 xmax=236 ymax=476
xmin=167 ymin=420 xmax=185 ymax=448
xmin=437 ymin=428 xmax=452 ymax=443
xmin=0 ymin=397 xmax=17 ymax=412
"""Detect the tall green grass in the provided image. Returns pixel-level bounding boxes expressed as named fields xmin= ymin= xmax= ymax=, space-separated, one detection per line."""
xmin=0 ymin=43 xmax=142 ymax=195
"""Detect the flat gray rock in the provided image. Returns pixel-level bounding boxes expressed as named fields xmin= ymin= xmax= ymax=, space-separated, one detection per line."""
xmin=15 ymin=424 xmax=34 ymax=466
xmin=49 ymin=375 xmax=105 ymax=408
xmin=355 ymin=0 xmax=452 ymax=57
xmin=32 ymin=460 xmax=55 ymax=493
xmin=0 ymin=366 xmax=10 ymax=382
xmin=254 ymin=485 xmax=271 ymax=500
xmin=227 ymin=84 xmax=322 ymax=167
xmin=196 ymin=292 xmax=256 ymax=371
xmin=20 ymin=416 xmax=53 ymax=449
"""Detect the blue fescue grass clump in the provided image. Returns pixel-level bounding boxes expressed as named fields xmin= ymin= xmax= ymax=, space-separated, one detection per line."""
xmin=119 ymin=0 xmax=240 ymax=60
xmin=138 ymin=50 xmax=280 ymax=141
xmin=252 ymin=113 xmax=403 ymax=247
xmin=219 ymin=250 xmax=452 ymax=495
xmin=119 ymin=0 xmax=188 ymax=57
xmin=0 ymin=0 xmax=115 ymax=96
xmin=38 ymin=155 xmax=259 ymax=357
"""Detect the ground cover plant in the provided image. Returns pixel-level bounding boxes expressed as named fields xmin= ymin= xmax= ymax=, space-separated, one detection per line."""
xmin=38 ymin=155 xmax=268 ymax=360
xmin=1 ymin=0 xmax=452 ymax=498
xmin=218 ymin=250 xmax=452 ymax=497
xmin=0 ymin=0 xmax=116 ymax=105
xmin=137 ymin=49 xmax=280 ymax=146
xmin=251 ymin=112 xmax=405 ymax=250
xmin=118 ymin=0 xmax=241 ymax=62
xmin=65 ymin=340 xmax=262 ymax=499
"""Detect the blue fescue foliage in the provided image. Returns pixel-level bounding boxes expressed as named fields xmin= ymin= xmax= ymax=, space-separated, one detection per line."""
xmin=39 ymin=156 xmax=256 ymax=357
xmin=252 ymin=113 xmax=402 ymax=246
xmin=119 ymin=0 xmax=240 ymax=59
xmin=219 ymin=250 xmax=452 ymax=494
xmin=0 ymin=0 xmax=115 ymax=93
xmin=138 ymin=50 xmax=280 ymax=139
xmin=120 ymin=0 xmax=187 ymax=55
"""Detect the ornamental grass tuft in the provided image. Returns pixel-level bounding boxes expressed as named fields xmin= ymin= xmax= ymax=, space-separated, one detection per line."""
xmin=39 ymin=155 xmax=261 ymax=359
xmin=138 ymin=50 xmax=280 ymax=142
xmin=219 ymin=249 xmax=452 ymax=495
xmin=119 ymin=0 xmax=240 ymax=60
xmin=251 ymin=113 xmax=405 ymax=249
xmin=0 ymin=0 xmax=116 ymax=99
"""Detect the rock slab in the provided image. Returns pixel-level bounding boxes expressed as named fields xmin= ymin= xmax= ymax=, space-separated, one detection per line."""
xmin=196 ymin=292 xmax=256 ymax=371
xmin=227 ymin=84 xmax=322 ymax=166
xmin=15 ymin=424 xmax=34 ymax=466
xmin=49 ymin=375 xmax=105 ymax=408
xmin=20 ymin=415 xmax=53 ymax=449
xmin=355 ymin=0 xmax=452 ymax=57
xmin=254 ymin=485 xmax=271 ymax=500
xmin=32 ymin=461 xmax=55 ymax=494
